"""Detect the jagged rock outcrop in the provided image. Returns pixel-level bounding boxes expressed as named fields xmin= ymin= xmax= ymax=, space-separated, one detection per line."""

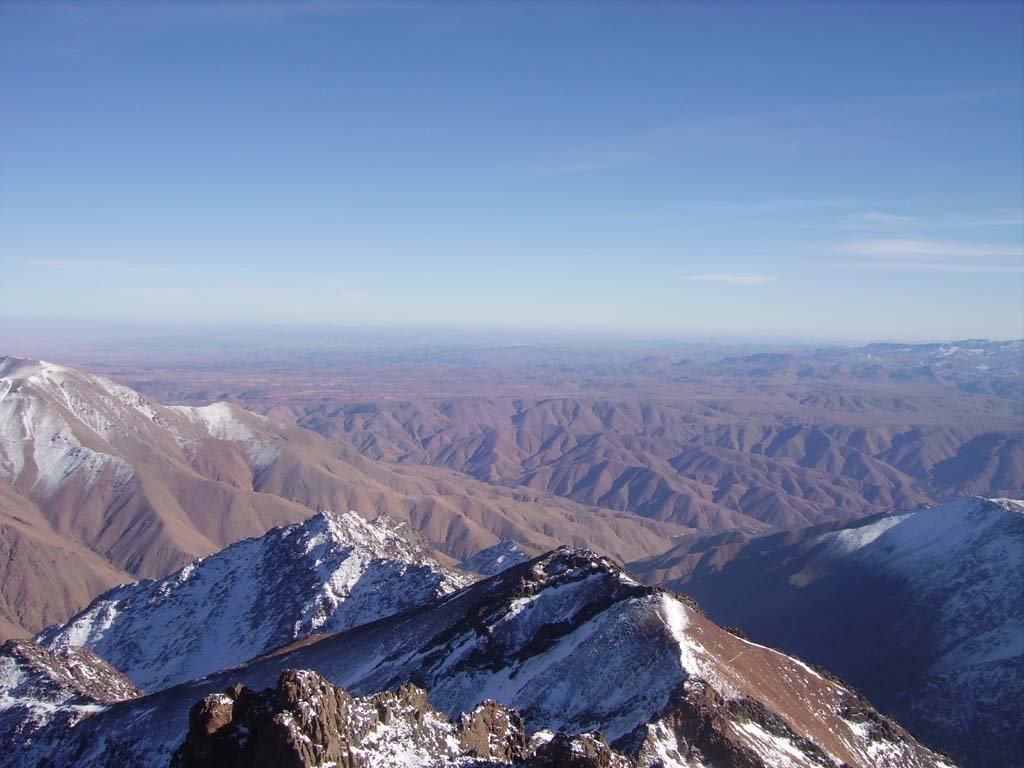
xmin=528 ymin=732 xmax=631 ymax=768
xmin=171 ymin=670 xmax=530 ymax=768
xmin=171 ymin=669 xmax=954 ymax=768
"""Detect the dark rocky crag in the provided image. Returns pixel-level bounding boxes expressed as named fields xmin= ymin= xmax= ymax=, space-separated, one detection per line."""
xmin=171 ymin=668 xmax=610 ymax=768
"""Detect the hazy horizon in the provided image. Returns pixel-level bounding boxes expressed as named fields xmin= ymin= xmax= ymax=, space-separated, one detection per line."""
xmin=2 ymin=1 xmax=1022 ymax=339
xmin=1 ymin=316 xmax=1022 ymax=356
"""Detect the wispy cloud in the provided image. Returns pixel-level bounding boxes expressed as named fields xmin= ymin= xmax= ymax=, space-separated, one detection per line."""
xmin=680 ymin=273 xmax=774 ymax=285
xmin=840 ymin=212 xmax=923 ymax=227
xmin=811 ymin=237 xmax=1024 ymax=275
xmin=838 ymin=211 xmax=1024 ymax=231
xmin=834 ymin=239 xmax=1024 ymax=260
xmin=547 ymin=198 xmax=867 ymax=224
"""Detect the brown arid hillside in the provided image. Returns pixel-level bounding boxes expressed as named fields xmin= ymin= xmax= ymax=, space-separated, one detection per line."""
xmin=0 ymin=481 xmax=131 ymax=639
xmin=291 ymin=394 xmax=1020 ymax=531
xmin=2 ymin=340 xmax=1021 ymax=642
xmin=0 ymin=356 xmax=683 ymax=639
xmin=87 ymin=338 xmax=1021 ymax=535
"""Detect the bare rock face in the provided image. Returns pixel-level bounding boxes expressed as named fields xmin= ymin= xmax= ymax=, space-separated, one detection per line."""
xmin=170 ymin=669 xmax=532 ymax=768
xmin=630 ymin=679 xmax=834 ymax=768
xmin=526 ymin=732 xmax=631 ymax=768
xmin=459 ymin=699 xmax=527 ymax=761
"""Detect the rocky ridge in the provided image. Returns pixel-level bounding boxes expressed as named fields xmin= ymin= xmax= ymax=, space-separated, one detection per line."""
xmin=10 ymin=548 xmax=955 ymax=768
xmin=170 ymin=666 xmax=954 ymax=768
xmin=37 ymin=510 xmax=474 ymax=691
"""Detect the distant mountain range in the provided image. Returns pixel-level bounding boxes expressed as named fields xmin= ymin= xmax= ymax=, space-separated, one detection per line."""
xmin=286 ymin=341 xmax=1022 ymax=533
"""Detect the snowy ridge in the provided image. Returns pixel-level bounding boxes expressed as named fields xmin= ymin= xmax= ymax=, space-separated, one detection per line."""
xmin=867 ymin=499 xmax=1023 ymax=666
xmin=21 ymin=548 xmax=954 ymax=768
xmin=37 ymin=510 xmax=473 ymax=692
xmin=801 ymin=497 xmax=1024 ymax=675
xmin=458 ymin=539 xmax=530 ymax=575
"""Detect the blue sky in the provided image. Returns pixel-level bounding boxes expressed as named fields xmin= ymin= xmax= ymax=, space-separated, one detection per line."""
xmin=1 ymin=1 xmax=1022 ymax=341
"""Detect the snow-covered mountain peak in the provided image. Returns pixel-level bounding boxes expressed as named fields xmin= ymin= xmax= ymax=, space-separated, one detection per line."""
xmin=169 ymin=400 xmax=262 ymax=441
xmin=37 ymin=510 xmax=474 ymax=692
xmin=0 ymin=357 xmax=141 ymax=495
xmin=299 ymin=509 xmax=439 ymax=564
xmin=0 ymin=357 xmax=290 ymax=499
xmin=0 ymin=356 xmax=161 ymax=429
xmin=0 ymin=356 xmax=66 ymax=381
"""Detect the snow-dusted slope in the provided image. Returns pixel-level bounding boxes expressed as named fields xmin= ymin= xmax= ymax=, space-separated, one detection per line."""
xmin=0 ymin=355 xmax=319 ymax=607
xmin=19 ymin=549 xmax=953 ymax=768
xmin=0 ymin=358 xmax=137 ymax=496
xmin=37 ymin=511 xmax=473 ymax=692
xmin=0 ymin=639 xmax=140 ymax=753
xmin=646 ymin=497 xmax=1023 ymax=768
xmin=458 ymin=539 xmax=530 ymax=575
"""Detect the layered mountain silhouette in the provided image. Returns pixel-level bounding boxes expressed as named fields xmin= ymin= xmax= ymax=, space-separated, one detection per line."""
xmin=0 ymin=357 xmax=682 ymax=639
xmin=0 ymin=353 xmax=1017 ymax=767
